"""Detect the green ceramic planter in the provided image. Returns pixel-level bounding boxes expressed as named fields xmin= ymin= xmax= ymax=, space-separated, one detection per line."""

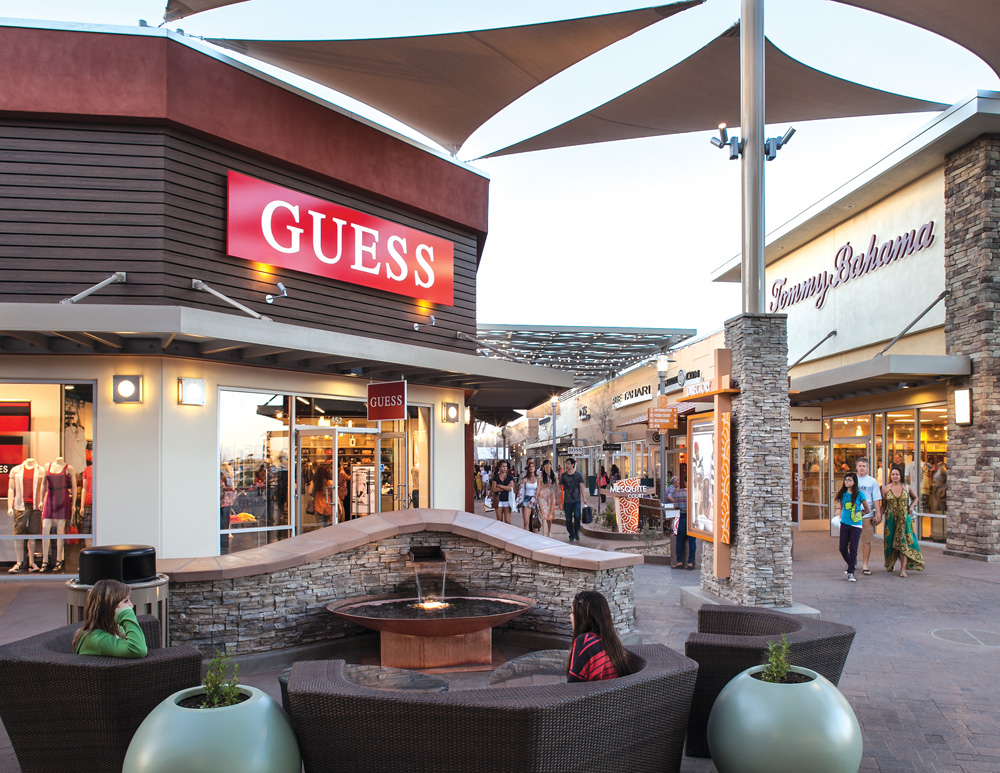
xmin=122 ymin=685 xmax=300 ymax=773
xmin=707 ymin=665 xmax=862 ymax=773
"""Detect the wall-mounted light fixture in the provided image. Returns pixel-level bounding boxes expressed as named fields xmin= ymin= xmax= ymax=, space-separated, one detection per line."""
xmin=265 ymin=282 xmax=288 ymax=304
xmin=113 ymin=375 xmax=143 ymax=404
xmin=465 ymin=406 xmax=471 ymax=425
xmin=414 ymin=314 xmax=436 ymax=332
xmin=955 ymin=388 xmax=972 ymax=425
xmin=178 ymin=377 xmax=206 ymax=406
xmin=442 ymin=402 xmax=460 ymax=423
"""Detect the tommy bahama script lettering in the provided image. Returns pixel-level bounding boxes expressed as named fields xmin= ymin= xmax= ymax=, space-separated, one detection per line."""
xmin=227 ymin=172 xmax=455 ymax=306
xmin=768 ymin=220 xmax=935 ymax=312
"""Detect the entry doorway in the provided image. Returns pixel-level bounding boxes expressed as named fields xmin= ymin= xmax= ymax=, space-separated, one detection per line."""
xmin=296 ymin=426 xmax=382 ymax=532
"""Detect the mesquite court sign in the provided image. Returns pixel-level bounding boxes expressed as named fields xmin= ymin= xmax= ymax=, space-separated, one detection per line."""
xmin=768 ymin=220 xmax=935 ymax=312
xmin=227 ymin=171 xmax=455 ymax=305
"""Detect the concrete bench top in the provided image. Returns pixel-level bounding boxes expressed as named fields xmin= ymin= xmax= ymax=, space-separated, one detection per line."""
xmin=157 ymin=509 xmax=642 ymax=583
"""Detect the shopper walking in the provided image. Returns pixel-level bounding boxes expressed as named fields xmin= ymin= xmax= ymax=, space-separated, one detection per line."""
xmin=518 ymin=459 xmax=539 ymax=531
xmin=835 ymin=472 xmax=871 ymax=582
xmin=559 ymin=458 xmax=587 ymax=542
xmin=666 ymin=476 xmax=695 ymax=569
xmin=882 ymin=467 xmax=924 ymax=576
xmin=855 ymin=458 xmax=882 ymax=575
xmin=491 ymin=460 xmax=515 ymax=524
xmin=537 ymin=459 xmax=557 ymax=538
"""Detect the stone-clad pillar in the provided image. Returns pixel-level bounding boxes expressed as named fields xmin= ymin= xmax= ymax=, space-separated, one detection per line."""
xmin=701 ymin=313 xmax=792 ymax=606
xmin=943 ymin=135 xmax=1000 ymax=561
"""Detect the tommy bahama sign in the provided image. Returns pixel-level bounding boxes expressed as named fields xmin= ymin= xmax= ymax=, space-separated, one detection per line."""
xmin=227 ymin=171 xmax=455 ymax=306
xmin=769 ymin=220 xmax=935 ymax=312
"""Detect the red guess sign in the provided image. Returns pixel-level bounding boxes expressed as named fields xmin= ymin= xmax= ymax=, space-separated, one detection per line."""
xmin=227 ymin=172 xmax=454 ymax=306
xmin=367 ymin=381 xmax=407 ymax=421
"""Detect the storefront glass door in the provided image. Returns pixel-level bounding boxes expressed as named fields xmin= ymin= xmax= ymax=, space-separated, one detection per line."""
xmin=296 ymin=427 xmax=379 ymax=532
xmin=791 ymin=434 xmax=828 ymax=530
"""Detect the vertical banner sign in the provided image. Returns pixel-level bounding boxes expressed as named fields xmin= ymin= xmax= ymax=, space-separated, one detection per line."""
xmin=227 ymin=171 xmax=455 ymax=306
xmin=367 ymin=381 xmax=407 ymax=422
xmin=613 ymin=478 xmax=643 ymax=534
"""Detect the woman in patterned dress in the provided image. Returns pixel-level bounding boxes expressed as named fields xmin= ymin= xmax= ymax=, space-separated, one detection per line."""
xmin=536 ymin=459 xmax=557 ymax=538
xmin=882 ymin=467 xmax=924 ymax=577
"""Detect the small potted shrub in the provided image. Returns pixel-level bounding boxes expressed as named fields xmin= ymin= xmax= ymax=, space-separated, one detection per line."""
xmin=123 ymin=648 xmax=300 ymax=773
xmin=706 ymin=634 xmax=862 ymax=773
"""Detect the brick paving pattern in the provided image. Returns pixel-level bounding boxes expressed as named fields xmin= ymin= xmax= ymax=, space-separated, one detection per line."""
xmin=2 ymin=525 xmax=1000 ymax=772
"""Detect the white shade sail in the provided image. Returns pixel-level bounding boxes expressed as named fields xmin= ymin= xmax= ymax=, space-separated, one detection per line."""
xmin=484 ymin=24 xmax=945 ymax=157
xmin=207 ymin=3 xmax=702 ymax=153
xmin=164 ymin=0 xmax=247 ymax=22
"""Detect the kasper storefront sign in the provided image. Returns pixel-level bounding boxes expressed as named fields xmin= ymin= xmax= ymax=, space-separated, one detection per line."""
xmin=227 ymin=171 xmax=455 ymax=306
xmin=367 ymin=381 xmax=407 ymax=421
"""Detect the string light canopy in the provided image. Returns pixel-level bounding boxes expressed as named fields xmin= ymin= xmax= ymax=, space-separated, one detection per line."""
xmin=475 ymin=324 xmax=695 ymax=388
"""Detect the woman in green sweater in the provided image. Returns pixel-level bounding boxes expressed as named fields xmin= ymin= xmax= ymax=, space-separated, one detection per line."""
xmin=72 ymin=578 xmax=148 ymax=658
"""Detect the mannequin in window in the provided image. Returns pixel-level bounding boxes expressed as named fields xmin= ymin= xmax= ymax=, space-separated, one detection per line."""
xmin=6 ymin=457 xmax=41 ymax=573
xmin=410 ymin=462 xmax=420 ymax=509
xmin=40 ymin=456 xmax=76 ymax=573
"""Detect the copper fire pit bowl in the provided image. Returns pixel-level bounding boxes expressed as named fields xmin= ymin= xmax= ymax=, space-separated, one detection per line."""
xmin=326 ymin=591 xmax=536 ymax=638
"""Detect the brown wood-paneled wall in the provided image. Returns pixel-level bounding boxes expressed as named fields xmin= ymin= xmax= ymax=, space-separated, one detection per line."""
xmin=0 ymin=119 xmax=479 ymax=354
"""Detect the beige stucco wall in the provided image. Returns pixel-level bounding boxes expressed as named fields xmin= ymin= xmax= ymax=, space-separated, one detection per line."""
xmin=0 ymin=356 xmax=466 ymax=558
xmin=769 ymin=169 xmax=945 ymax=366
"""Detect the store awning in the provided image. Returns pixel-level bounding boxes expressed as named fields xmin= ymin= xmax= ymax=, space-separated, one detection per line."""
xmin=486 ymin=23 xmax=945 ymax=157
xmin=204 ymin=3 xmax=701 ymax=153
xmin=616 ymin=402 xmax=697 ymax=428
xmin=0 ymin=303 xmax=573 ymax=410
xmin=790 ymin=354 xmax=971 ymax=404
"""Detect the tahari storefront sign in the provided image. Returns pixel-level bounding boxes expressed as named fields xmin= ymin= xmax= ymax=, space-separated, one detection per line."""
xmin=227 ymin=171 xmax=455 ymax=306
xmin=769 ymin=220 xmax=935 ymax=312
xmin=367 ymin=381 xmax=407 ymax=421
xmin=612 ymin=384 xmax=653 ymax=410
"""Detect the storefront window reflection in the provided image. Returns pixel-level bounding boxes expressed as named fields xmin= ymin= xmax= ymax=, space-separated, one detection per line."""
xmin=917 ymin=406 xmax=948 ymax=542
xmin=219 ymin=391 xmax=291 ymax=555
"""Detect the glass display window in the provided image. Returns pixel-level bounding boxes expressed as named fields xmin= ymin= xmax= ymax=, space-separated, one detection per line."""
xmin=0 ymin=382 xmax=94 ymax=574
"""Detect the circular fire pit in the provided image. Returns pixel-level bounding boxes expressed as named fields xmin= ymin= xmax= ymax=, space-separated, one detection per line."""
xmin=326 ymin=591 xmax=535 ymax=670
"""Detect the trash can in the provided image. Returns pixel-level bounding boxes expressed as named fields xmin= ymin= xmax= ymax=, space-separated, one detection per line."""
xmin=66 ymin=545 xmax=171 ymax=647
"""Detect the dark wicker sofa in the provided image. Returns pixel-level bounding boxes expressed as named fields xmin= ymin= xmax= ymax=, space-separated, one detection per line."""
xmin=684 ymin=605 xmax=856 ymax=757
xmin=286 ymin=643 xmax=698 ymax=773
xmin=0 ymin=616 xmax=202 ymax=773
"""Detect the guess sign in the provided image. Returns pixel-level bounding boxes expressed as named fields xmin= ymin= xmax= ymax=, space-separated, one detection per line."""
xmin=227 ymin=172 xmax=454 ymax=306
xmin=367 ymin=381 xmax=407 ymax=421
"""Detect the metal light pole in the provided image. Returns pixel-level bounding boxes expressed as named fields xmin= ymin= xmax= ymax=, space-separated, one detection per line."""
xmin=741 ymin=0 xmax=766 ymax=314
xmin=657 ymin=354 xmax=671 ymax=506
xmin=551 ymin=397 xmax=558 ymax=470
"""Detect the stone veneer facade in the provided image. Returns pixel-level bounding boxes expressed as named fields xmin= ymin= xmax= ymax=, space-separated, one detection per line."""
xmin=943 ymin=135 xmax=1000 ymax=560
xmin=159 ymin=510 xmax=639 ymax=656
xmin=701 ymin=313 xmax=793 ymax=606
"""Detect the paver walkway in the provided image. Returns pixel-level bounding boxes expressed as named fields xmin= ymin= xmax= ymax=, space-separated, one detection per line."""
xmin=2 ymin=521 xmax=999 ymax=772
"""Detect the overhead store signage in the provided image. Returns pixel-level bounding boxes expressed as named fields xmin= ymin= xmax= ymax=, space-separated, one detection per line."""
xmin=769 ymin=220 xmax=935 ymax=313
xmin=227 ymin=171 xmax=455 ymax=306
xmin=367 ymin=381 xmax=407 ymax=421
xmin=612 ymin=384 xmax=653 ymax=410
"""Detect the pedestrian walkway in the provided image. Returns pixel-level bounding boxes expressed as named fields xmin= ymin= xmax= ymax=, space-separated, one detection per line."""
xmin=2 ymin=525 xmax=999 ymax=772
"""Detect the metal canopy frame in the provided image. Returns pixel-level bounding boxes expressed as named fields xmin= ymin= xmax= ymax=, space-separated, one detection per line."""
xmin=475 ymin=324 xmax=696 ymax=389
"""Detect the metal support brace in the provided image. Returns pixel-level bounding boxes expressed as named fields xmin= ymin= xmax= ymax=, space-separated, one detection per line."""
xmin=59 ymin=272 xmax=126 ymax=304
xmin=191 ymin=279 xmax=272 ymax=321
xmin=876 ymin=290 xmax=949 ymax=357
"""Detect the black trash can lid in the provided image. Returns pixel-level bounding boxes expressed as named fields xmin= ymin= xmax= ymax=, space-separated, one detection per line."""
xmin=79 ymin=545 xmax=157 ymax=585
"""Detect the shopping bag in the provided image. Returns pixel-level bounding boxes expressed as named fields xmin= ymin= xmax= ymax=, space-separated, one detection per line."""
xmin=582 ymin=506 xmax=594 ymax=524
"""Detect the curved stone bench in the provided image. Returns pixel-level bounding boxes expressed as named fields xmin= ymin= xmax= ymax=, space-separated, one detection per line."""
xmin=158 ymin=509 xmax=642 ymax=656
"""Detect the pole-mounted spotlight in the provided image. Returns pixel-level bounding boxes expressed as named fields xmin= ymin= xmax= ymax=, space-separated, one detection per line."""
xmin=710 ymin=122 xmax=742 ymax=160
xmin=765 ymin=125 xmax=796 ymax=161
xmin=265 ymin=282 xmax=288 ymax=304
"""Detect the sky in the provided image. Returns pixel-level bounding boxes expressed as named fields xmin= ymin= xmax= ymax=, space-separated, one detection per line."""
xmin=3 ymin=0 xmax=998 ymax=339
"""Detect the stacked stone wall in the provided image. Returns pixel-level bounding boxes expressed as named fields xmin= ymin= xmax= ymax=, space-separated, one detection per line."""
xmin=944 ymin=134 xmax=1000 ymax=559
xmin=702 ymin=313 xmax=792 ymax=606
xmin=169 ymin=532 xmax=634 ymax=655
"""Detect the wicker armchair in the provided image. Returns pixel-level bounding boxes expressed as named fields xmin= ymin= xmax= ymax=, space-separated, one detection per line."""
xmin=286 ymin=643 xmax=698 ymax=773
xmin=684 ymin=605 xmax=856 ymax=757
xmin=0 ymin=615 xmax=203 ymax=773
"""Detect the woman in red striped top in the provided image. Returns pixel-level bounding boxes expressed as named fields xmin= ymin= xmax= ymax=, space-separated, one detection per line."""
xmin=566 ymin=590 xmax=632 ymax=682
